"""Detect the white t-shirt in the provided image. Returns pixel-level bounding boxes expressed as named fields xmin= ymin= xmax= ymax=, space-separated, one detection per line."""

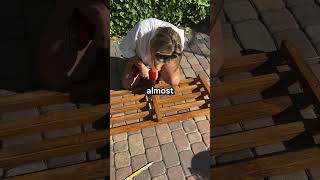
xmin=119 ymin=18 xmax=185 ymax=66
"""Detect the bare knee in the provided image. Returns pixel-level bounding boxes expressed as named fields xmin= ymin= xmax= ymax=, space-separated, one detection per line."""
xmin=169 ymin=75 xmax=180 ymax=87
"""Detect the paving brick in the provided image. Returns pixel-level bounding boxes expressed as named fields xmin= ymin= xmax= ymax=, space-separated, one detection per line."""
xmin=161 ymin=143 xmax=179 ymax=168
xmin=146 ymin=146 xmax=162 ymax=162
xmin=144 ymin=136 xmax=159 ymax=149
xmin=216 ymin=149 xmax=254 ymax=164
xmin=187 ymin=132 xmax=202 ymax=144
xmin=196 ymin=120 xmax=210 ymax=134
xmin=40 ymin=103 xmax=77 ymax=114
xmin=110 ymin=167 xmax=115 ymax=180
xmin=167 ymin=166 xmax=185 ymax=180
xmin=168 ymin=121 xmax=183 ymax=131
xmin=113 ymin=133 xmax=128 ymax=142
xmin=224 ymin=1 xmax=258 ymax=23
xmin=2 ymin=133 xmax=42 ymax=148
xmin=234 ymin=20 xmax=277 ymax=52
xmin=127 ymin=129 xmax=141 ymax=135
xmin=128 ymin=134 xmax=145 ymax=156
xmin=149 ymin=161 xmax=166 ymax=177
xmin=114 ymin=140 xmax=128 ymax=153
xmin=131 ymin=154 xmax=147 ymax=172
xmin=134 ymin=170 xmax=151 ymax=180
xmin=156 ymin=124 xmax=172 ymax=145
xmin=1 ymin=108 xmax=39 ymax=123
xmin=284 ymin=0 xmax=315 ymax=7
xmin=309 ymin=167 xmax=320 ymax=179
xmin=116 ymin=166 xmax=132 ymax=180
xmin=202 ymin=133 xmax=210 ymax=148
xmin=5 ymin=161 xmax=47 ymax=177
xmin=182 ymin=120 xmax=198 ymax=133
xmin=212 ymin=123 xmax=242 ymax=136
xmin=172 ymin=129 xmax=190 ymax=152
xmin=180 ymin=56 xmax=191 ymax=68
xmin=115 ymin=151 xmax=131 ymax=169
xmin=305 ymin=25 xmax=320 ymax=44
xmin=191 ymin=142 xmax=207 ymax=155
xmin=251 ymin=0 xmax=285 ymax=12
xmin=255 ymin=143 xmax=286 ymax=156
xmin=291 ymin=5 xmax=320 ymax=28
xmin=47 ymin=152 xmax=86 ymax=168
xmin=142 ymin=127 xmax=156 ymax=138
xmin=194 ymin=116 xmax=207 ymax=122
xmin=223 ymin=38 xmax=243 ymax=57
xmin=110 ymin=152 xmax=114 ymax=167
xmin=261 ymin=10 xmax=299 ymax=34
xmin=184 ymin=52 xmax=199 ymax=65
xmin=269 ymin=171 xmax=308 ymax=180
xmin=242 ymin=117 xmax=275 ymax=130
xmin=152 ymin=174 xmax=168 ymax=180
xmin=179 ymin=150 xmax=194 ymax=176
xmin=44 ymin=126 xmax=82 ymax=139
xmin=183 ymin=68 xmax=197 ymax=78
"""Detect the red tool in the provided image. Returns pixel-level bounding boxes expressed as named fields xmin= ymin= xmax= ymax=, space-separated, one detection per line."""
xmin=133 ymin=65 xmax=158 ymax=83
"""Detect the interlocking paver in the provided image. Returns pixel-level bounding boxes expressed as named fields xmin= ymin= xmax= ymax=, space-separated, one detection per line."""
xmin=116 ymin=166 xmax=132 ymax=180
xmin=152 ymin=174 xmax=168 ymax=180
xmin=114 ymin=140 xmax=128 ymax=153
xmin=187 ymin=132 xmax=202 ymax=144
xmin=291 ymin=5 xmax=320 ymax=28
xmin=149 ymin=161 xmax=166 ymax=177
xmin=251 ymin=0 xmax=285 ymax=12
xmin=202 ymin=133 xmax=210 ymax=148
xmin=112 ymin=133 xmax=128 ymax=142
xmin=216 ymin=149 xmax=254 ymax=164
xmin=255 ymin=143 xmax=286 ymax=156
xmin=131 ymin=154 xmax=147 ymax=172
xmin=156 ymin=124 xmax=172 ymax=145
xmin=182 ymin=119 xmax=198 ymax=133
xmin=146 ymin=146 xmax=162 ymax=162
xmin=5 ymin=161 xmax=47 ymax=177
xmin=134 ymin=170 xmax=151 ymax=180
xmin=234 ymin=20 xmax=277 ymax=52
xmin=224 ymin=1 xmax=258 ymax=23
xmin=142 ymin=127 xmax=156 ymax=138
xmin=179 ymin=150 xmax=194 ymax=176
xmin=168 ymin=121 xmax=183 ymax=131
xmin=161 ymin=143 xmax=179 ymax=168
xmin=128 ymin=134 xmax=145 ymax=156
xmin=144 ymin=136 xmax=159 ymax=149
xmin=261 ymin=10 xmax=299 ymax=34
xmin=196 ymin=120 xmax=210 ymax=134
xmin=167 ymin=166 xmax=185 ymax=180
xmin=191 ymin=142 xmax=207 ymax=155
xmin=172 ymin=129 xmax=190 ymax=152
xmin=115 ymin=151 xmax=131 ymax=169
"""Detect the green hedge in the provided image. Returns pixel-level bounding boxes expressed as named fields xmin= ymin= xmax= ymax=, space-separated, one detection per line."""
xmin=110 ymin=0 xmax=210 ymax=37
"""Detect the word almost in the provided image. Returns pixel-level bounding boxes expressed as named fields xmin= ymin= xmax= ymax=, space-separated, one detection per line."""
xmin=146 ymin=87 xmax=175 ymax=95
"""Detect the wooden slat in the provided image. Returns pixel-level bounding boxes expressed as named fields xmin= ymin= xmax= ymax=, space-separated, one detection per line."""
xmin=211 ymin=122 xmax=304 ymax=155
xmin=111 ymin=111 xmax=149 ymax=124
xmin=110 ymin=94 xmax=145 ymax=105
xmin=175 ymin=84 xmax=200 ymax=94
xmin=160 ymin=100 xmax=207 ymax=113
xmin=213 ymin=74 xmax=280 ymax=98
xmin=110 ymin=108 xmax=209 ymax=135
xmin=198 ymin=72 xmax=210 ymax=94
xmin=0 ymin=104 xmax=107 ymax=138
xmin=110 ymin=102 xmax=147 ymax=115
xmin=0 ymin=91 xmax=69 ymax=113
xmin=212 ymin=96 xmax=292 ymax=126
xmin=218 ymin=53 xmax=268 ymax=76
xmin=5 ymin=159 xmax=109 ymax=180
xmin=158 ymin=92 xmax=204 ymax=104
xmin=211 ymin=147 xmax=320 ymax=180
xmin=0 ymin=130 xmax=107 ymax=168
xmin=152 ymin=95 xmax=162 ymax=121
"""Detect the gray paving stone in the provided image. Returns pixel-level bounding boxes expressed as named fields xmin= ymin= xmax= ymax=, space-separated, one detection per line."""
xmin=223 ymin=38 xmax=243 ymax=57
xmin=131 ymin=154 xmax=147 ymax=172
xmin=134 ymin=170 xmax=151 ymax=180
xmin=116 ymin=166 xmax=132 ymax=180
xmin=127 ymin=129 xmax=141 ymax=135
xmin=216 ymin=149 xmax=254 ymax=164
xmin=193 ymin=116 xmax=207 ymax=122
xmin=2 ymin=133 xmax=42 ymax=148
xmin=224 ymin=1 xmax=258 ymax=23
xmin=242 ymin=117 xmax=274 ymax=130
xmin=305 ymin=25 xmax=320 ymax=44
xmin=251 ymin=0 xmax=285 ymax=12
xmin=255 ymin=143 xmax=286 ymax=156
xmin=5 ymin=161 xmax=47 ymax=177
xmin=182 ymin=120 xmax=197 ymax=133
xmin=168 ymin=121 xmax=183 ymax=131
xmin=152 ymin=174 xmax=168 ymax=180
xmin=110 ymin=152 xmax=114 ymax=167
xmin=273 ymin=29 xmax=318 ymax=59
xmin=113 ymin=133 xmax=128 ymax=142
xmin=180 ymin=56 xmax=191 ymax=69
xmin=291 ymin=5 xmax=320 ymax=28
xmin=187 ymin=132 xmax=202 ymax=144
xmin=196 ymin=120 xmax=210 ymax=134
xmin=40 ymin=103 xmax=77 ymax=114
xmin=47 ymin=152 xmax=86 ymax=168
xmin=44 ymin=126 xmax=82 ymax=139
xmin=261 ymin=10 xmax=299 ymax=34
xmin=191 ymin=142 xmax=207 ymax=155
xmin=234 ymin=20 xmax=277 ymax=52
xmin=146 ymin=146 xmax=162 ymax=162
xmin=202 ymin=133 xmax=210 ymax=148
xmin=128 ymin=134 xmax=145 ymax=156
xmin=172 ymin=129 xmax=190 ymax=152
xmin=309 ymin=167 xmax=320 ymax=179
xmin=183 ymin=68 xmax=197 ymax=78
xmin=110 ymin=167 xmax=115 ymax=180
xmin=115 ymin=151 xmax=131 ymax=169
xmin=114 ymin=140 xmax=128 ymax=153
xmin=161 ymin=143 xmax=179 ymax=168
xmin=269 ymin=171 xmax=309 ymax=180
xmin=212 ymin=123 xmax=242 ymax=136
xmin=179 ymin=150 xmax=194 ymax=176
xmin=156 ymin=125 xmax=172 ymax=145
xmin=167 ymin=166 xmax=185 ymax=180
xmin=1 ymin=108 xmax=39 ymax=122
xmin=144 ymin=136 xmax=159 ymax=149
xmin=149 ymin=161 xmax=166 ymax=177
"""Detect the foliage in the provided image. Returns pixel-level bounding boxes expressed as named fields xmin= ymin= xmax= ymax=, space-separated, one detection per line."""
xmin=110 ymin=0 xmax=210 ymax=37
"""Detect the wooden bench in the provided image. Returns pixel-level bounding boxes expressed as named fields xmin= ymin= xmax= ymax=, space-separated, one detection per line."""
xmin=211 ymin=40 xmax=320 ymax=179
xmin=0 ymin=91 xmax=108 ymax=179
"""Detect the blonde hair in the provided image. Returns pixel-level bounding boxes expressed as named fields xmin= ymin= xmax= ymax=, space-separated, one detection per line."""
xmin=150 ymin=27 xmax=182 ymax=71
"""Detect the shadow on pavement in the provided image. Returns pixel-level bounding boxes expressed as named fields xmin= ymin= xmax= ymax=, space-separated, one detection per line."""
xmin=190 ymin=150 xmax=210 ymax=180
xmin=110 ymin=56 xmax=127 ymax=91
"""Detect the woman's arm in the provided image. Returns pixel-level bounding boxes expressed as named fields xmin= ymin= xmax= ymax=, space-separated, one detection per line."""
xmin=211 ymin=16 xmax=225 ymax=77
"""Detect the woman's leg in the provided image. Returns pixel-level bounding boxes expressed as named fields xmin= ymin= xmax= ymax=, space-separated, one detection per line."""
xmin=159 ymin=62 xmax=181 ymax=87
xmin=121 ymin=61 xmax=141 ymax=90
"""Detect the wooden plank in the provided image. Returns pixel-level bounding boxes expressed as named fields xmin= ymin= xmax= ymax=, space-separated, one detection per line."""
xmin=160 ymin=100 xmax=207 ymax=113
xmin=110 ymin=94 xmax=145 ymax=105
xmin=212 ymin=96 xmax=292 ymax=126
xmin=0 ymin=130 xmax=107 ymax=168
xmin=111 ymin=111 xmax=149 ymax=124
xmin=211 ymin=147 xmax=320 ymax=180
xmin=5 ymin=159 xmax=109 ymax=180
xmin=152 ymin=95 xmax=162 ymax=121
xmin=0 ymin=91 xmax=69 ymax=113
xmin=110 ymin=108 xmax=209 ymax=135
xmin=175 ymin=84 xmax=200 ymax=94
xmin=198 ymin=72 xmax=210 ymax=94
xmin=110 ymin=102 xmax=147 ymax=115
xmin=218 ymin=53 xmax=268 ymax=76
xmin=211 ymin=122 xmax=304 ymax=155
xmin=0 ymin=104 xmax=107 ymax=138
xmin=213 ymin=74 xmax=280 ymax=98
xmin=158 ymin=92 xmax=204 ymax=104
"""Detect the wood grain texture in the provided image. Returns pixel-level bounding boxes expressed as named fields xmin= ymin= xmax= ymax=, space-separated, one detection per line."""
xmin=160 ymin=100 xmax=207 ymax=113
xmin=111 ymin=111 xmax=149 ymax=124
xmin=151 ymin=95 xmax=162 ymax=121
xmin=110 ymin=102 xmax=147 ymax=115
xmin=110 ymin=94 xmax=145 ymax=105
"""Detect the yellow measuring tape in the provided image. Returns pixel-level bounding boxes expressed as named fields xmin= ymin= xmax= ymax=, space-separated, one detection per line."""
xmin=125 ymin=162 xmax=154 ymax=180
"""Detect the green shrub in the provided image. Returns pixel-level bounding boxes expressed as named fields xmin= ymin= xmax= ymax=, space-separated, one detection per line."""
xmin=110 ymin=0 xmax=210 ymax=37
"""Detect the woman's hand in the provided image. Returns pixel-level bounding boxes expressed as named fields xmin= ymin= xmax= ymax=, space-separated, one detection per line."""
xmin=139 ymin=64 xmax=150 ymax=80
